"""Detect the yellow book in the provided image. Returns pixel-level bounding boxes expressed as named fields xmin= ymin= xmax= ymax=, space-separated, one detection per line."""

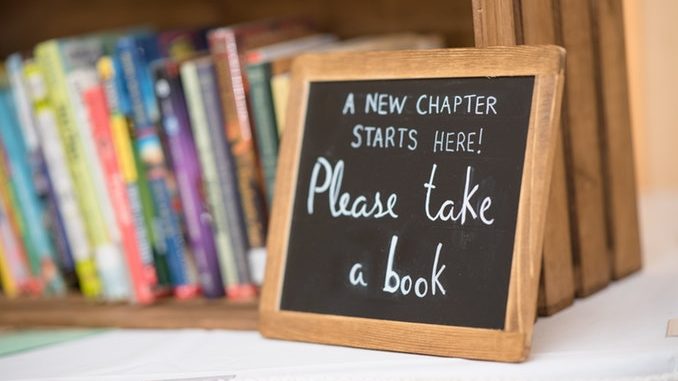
xmin=270 ymin=73 xmax=290 ymax=137
xmin=0 ymin=221 xmax=18 ymax=298
xmin=0 ymin=130 xmax=29 ymax=297
xmin=33 ymin=41 xmax=108 ymax=297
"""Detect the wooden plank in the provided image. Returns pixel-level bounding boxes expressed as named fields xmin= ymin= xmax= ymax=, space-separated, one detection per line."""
xmin=260 ymin=46 xmax=565 ymax=362
xmin=556 ymin=0 xmax=611 ymax=296
xmin=472 ymin=0 xmax=522 ymax=46
xmin=537 ymin=131 xmax=575 ymax=314
xmin=0 ymin=296 xmax=259 ymax=330
xmin=474 ymin=0 xmax=575 ymax=315
xmin=590 ymin=0 xmax=642 ymax=279
xmin=521 ymin=0 xmax=575 ymax=315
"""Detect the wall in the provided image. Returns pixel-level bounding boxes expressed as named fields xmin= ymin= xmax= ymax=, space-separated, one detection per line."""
xmin=625 ymin=0 xmax=678 ymax=193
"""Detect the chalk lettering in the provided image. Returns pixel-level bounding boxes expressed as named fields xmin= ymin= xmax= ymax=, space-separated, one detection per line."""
xmin=365 ymin=93 xmax=408 ymax=115
xmin=424 ymin=164 xmax=495 ymax=225
xmin=342 ymin=93 xmax=355 ymax=115
xmin=382 ymin=235 xmax=447 ymax=298
xmin=349 ymin=263 xmax=367 ymax=287
xmin=350 ymin=125 xmax=417 ymax=150
xmin=307 ymin=157 xmax=399 ymax=219
xmin=417 ymin=94 xmax=498 ymax=115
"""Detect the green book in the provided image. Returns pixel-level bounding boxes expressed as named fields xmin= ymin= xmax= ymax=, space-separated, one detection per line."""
xmin=244 ymin=33 xmax=337 ymax=205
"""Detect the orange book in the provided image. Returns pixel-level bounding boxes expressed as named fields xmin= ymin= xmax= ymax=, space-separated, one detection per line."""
xmin=84 ymin=85 xmax=154 ymax=304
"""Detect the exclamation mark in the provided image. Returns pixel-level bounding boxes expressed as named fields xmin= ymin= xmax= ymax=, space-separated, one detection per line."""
xmin=477 ymin=128 xmax=484 ymax=154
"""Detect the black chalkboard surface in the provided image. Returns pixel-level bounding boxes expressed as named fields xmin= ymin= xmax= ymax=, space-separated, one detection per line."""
xmin=260 ymin=47 xmax=565 ymax=362
xmin=280 ymin=77 xmax=534 ymax=329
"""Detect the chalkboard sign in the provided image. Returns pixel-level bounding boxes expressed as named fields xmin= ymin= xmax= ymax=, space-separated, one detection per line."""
xmin=260 ymin=46 xmax=565 ymax=362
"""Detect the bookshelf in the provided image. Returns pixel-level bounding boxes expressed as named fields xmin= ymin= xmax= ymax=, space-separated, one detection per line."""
xmin=0 ymin=0 xmax=477 ymax=331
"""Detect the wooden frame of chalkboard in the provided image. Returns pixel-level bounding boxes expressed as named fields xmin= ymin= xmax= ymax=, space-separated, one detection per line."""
xmin=260 ymin=46 xmax=565 ymax=362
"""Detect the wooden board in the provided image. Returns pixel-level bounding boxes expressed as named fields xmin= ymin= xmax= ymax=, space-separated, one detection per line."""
xmin=590 ymin=0 xmax=642 ymax=279
xmin=471 ymin=0 xmax=522 ymax=46
xmin=556 ymin=0 xmax=611 ymax=296
xmin=473 ymin=0 xmax=575 ymax=316
xmin=260 ymin=46 xmax=565 ymax=362
xmin=0 ymin=296 xmax=258 ymax=330
xmin=521 ymin=0 xmax=575 ymax=315
xmin=538 ymin=131 xmax=575 ymax=314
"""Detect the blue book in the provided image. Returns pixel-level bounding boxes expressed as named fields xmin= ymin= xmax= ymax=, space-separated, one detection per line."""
xmin=6 ymin=54 xmax=77 ymax=287
xmin=0 ymin=87 xmax=65 ymax=295
xmin=116 ymin=35 xmax=197 ymax=297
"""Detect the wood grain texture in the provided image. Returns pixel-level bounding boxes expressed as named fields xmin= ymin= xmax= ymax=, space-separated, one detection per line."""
xmin=590 ymin=0 xmax=642 ymax=279
xmin=474 ymin=0 xmax=575 ymax=316
xmin=260 ymin=46 xmax=565 ymax=362
xmin=521 ymin=0 xmax=576 ymax=315
xmin=538 ymin=130 xmax=575 ymax=315
xmin=556 ymin=0 xmax=611 ymax=296
xmin=472 ymin=0 xmax=522 ymax=46
xmin=0 ymin=296 xmax=258 ymax=330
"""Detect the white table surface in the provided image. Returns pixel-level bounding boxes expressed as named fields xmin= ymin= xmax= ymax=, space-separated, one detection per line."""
xmin=1 ymin=194 xmax=677 ymax=381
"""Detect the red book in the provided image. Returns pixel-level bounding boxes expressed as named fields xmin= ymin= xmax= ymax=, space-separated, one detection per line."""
xmin=84 ymin=85 xmax=155 ymax=304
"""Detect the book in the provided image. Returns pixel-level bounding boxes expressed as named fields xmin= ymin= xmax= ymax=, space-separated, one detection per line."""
xmin=116 ymin=34 xmax=198 ymax=298
xmin=0 ymin=86 xmax=65 ymax=295
xmin=7 ymin=54 xmax=78 ymax=288
xmin=0 ymin=144 xmax=39 ymax=297
xmin=153 ymin=59 xmax=224 ymax=298
xmin=97 ymin=56 xmax=157 ymax=289
xmin=0 ymin=223 xmax=16 ymax=297
xmin=22 ymin=61 xmax=101 ymax=297
xmin=245 ymin=34 xmax=337 ymax=204
xmin=84 ymin=84 xmax=155 ymax=304
xmin=35 ymin=37 xmax=130 ymax=300
xmin=208 ymin=19 xmax=313 ymax=284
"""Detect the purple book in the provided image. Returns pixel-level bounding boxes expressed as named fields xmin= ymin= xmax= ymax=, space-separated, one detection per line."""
xmin=152 ymin=59 xmax=224 ymax=298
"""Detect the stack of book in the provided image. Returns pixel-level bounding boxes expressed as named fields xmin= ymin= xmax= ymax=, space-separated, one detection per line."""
xmin=0 ymin=18 xmax=442 ymax=303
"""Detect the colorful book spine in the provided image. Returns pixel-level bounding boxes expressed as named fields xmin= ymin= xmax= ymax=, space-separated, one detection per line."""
xmin=245 ymin=62 xmax=279 ymax=205
xmin=0 ymin=88 xmax=65 ymax=295
xmin=67 ymin=54 xmax=132 ymax=300
xmin=22 ymin=61 xmax=101 ymax=297
xmin=208 ymin=28 xmax=269 ymax=285
xmin=7 ymin=54 xmax=77 ymax=286
xmin=116 ymin=35 xmax=197 ymax=298
xmin=84 ymin=84 xmax=155 ymax=304
xmin=35 ymin=38 xmax=128 ymax=299
xmin=0 ymin=227 xmax=16 ymax=297
xmin=97 ymin=56 xmax=158 ymax=289
xmin=196 ymin=59 xmax=256 ymax=298
xmin=270 ymin=72 xmax=290 ymax=136
xmin=0 ymin=146 xmax=37 ymax=297
xmin=154 ymin=60 xmax=224 ymax=298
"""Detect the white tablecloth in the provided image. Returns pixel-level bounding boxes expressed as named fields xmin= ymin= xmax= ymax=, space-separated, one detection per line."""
xmin=1 ymin=194 xmax=677 ymax=381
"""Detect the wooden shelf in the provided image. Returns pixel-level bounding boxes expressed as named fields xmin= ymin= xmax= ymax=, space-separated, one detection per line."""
xmin=0 ymin=296 xmax=259 ymax=330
